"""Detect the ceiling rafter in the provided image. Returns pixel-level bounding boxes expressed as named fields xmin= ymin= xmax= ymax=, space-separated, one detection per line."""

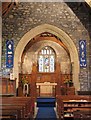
xmin=2 ymin=0 xmax=18 ymax=16
xmin=85 ymin=0 xmax=91 ymax=7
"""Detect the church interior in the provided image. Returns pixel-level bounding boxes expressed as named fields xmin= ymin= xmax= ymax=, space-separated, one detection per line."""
xmin=0 ymin=1 xmax=91 ymax=119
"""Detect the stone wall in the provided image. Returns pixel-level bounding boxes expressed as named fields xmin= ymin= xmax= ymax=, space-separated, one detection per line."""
xmin=22 ymin=40 xmax=71 ymax=74
xmin=2 ymin=2 xmax=90 ymax=91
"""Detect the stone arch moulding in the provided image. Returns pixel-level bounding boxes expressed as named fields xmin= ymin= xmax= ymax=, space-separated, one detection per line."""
xmin=14 ymin=24 xmax=80 ymax=91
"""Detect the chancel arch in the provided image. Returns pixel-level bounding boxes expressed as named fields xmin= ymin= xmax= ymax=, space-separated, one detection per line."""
xmin=14 ymin=24 xmax=80 ymax=95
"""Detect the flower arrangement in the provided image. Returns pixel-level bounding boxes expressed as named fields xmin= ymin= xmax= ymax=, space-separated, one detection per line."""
xmin=21 ymin=75 xmax=28 ymax=85
xmin=64 ymin=79 xmax=73 ymax=87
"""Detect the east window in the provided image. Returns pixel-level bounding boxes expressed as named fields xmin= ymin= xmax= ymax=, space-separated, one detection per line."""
xmin=38 ymin=46 xmax=55 ymax=72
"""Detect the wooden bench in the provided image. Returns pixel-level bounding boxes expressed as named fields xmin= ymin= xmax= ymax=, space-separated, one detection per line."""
xmin=0 ymin=97 xmax=35 ymax=119
xmin=56 ymin=95 xmax=91 ymax=120
xmin=1 ymin=105 xmax=23 ymax=119
xmin=73 ymin=110 xmax=91 ymax=120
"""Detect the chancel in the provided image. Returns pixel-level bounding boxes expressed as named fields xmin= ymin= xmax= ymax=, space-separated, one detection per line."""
xmin=1 ymin=1 xmax=91 ymax=119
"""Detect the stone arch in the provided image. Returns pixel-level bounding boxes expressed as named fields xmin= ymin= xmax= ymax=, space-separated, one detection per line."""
xmin=14 ymin=24 xmax=80 ymax=91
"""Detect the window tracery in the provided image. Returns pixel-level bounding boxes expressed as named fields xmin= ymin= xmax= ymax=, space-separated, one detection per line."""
xmin=38 ymin=46 xmax=55 ymax=72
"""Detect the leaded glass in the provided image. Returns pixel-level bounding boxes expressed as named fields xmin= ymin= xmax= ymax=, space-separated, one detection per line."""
xmin=39 ymin=56 xmax=43 ymax=72
xmin=38 ymin=46 xmax=55 ymax=73
xmin=50 ymin=56 xmax=54 ymax=72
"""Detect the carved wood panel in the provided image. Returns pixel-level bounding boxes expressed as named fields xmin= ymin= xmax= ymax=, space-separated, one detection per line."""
xmin=2 ymin=78 xmax=16 ymax=96
xmin=37 ymin=73 xmax=56 ymax=83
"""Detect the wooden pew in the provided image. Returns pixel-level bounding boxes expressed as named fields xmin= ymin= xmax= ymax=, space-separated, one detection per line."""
xmin=56 ymin=95 xmax=91 ymax=120
xmin=1 ymin=105 xmax=23 ymax=119
xmin=0 ymin=97 xmax=35 ymax=119
xmin=1 ymin=97 xmax=35 ymax=119
xmin=2 ymin=97 xmax=35 ymax=117
xmin=3 ymin=97 xmax=35 ymax=118
xmin=73 ymin=110 xmax=91 ymax=120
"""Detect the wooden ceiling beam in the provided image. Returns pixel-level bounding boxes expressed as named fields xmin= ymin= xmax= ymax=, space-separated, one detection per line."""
xmin=85 ymin=0 xmax=91 ymax=7
xmin=2 ymin=2 xmax=14 ymax=16
xmin=2 ymin=0 xmax=19 ymax=16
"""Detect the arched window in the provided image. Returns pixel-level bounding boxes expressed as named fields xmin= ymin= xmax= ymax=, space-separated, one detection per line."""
xmin=38 ymin=46 xmax=55 ymax=72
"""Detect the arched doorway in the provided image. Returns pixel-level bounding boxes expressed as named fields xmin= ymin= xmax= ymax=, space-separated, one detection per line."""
xmin=14 ymin=24 xmax=80 ymax=97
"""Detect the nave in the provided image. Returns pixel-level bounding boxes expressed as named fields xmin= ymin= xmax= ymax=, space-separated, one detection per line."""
xmin=1 ymin=1 xmax=91 ymax=120
xmin=35 ymin=97 xmax=57 ymax=120
xmin=1 ymin=95 xmax=91 ymax=120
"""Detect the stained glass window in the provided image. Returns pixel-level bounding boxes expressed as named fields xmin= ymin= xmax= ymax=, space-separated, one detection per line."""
xmin=38 ymin=46 xmax=55 ymax=72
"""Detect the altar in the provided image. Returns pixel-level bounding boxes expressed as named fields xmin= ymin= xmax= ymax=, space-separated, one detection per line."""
xmin=36 ymin=82 xmax=57 ymax=97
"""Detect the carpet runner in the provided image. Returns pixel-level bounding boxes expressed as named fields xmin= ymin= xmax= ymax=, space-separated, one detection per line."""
xmin=35 ymin=98 xmax=57 ymax=120
xmin=36 ymin=97 xmax=56 ymax=107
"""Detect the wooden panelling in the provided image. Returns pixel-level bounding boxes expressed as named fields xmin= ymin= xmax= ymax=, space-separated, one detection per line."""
xmin=2 ymin=78 xmax=16 ymax=96
xmin=37 ymin=73 xmax=56 ymax=83
xmin=19 ymin=73 xmax=32 ymax=84
xmin=19 ymin=73 xmax=72 ymax=84
xmin=18 ymin=73 xmax=73 ymax=97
